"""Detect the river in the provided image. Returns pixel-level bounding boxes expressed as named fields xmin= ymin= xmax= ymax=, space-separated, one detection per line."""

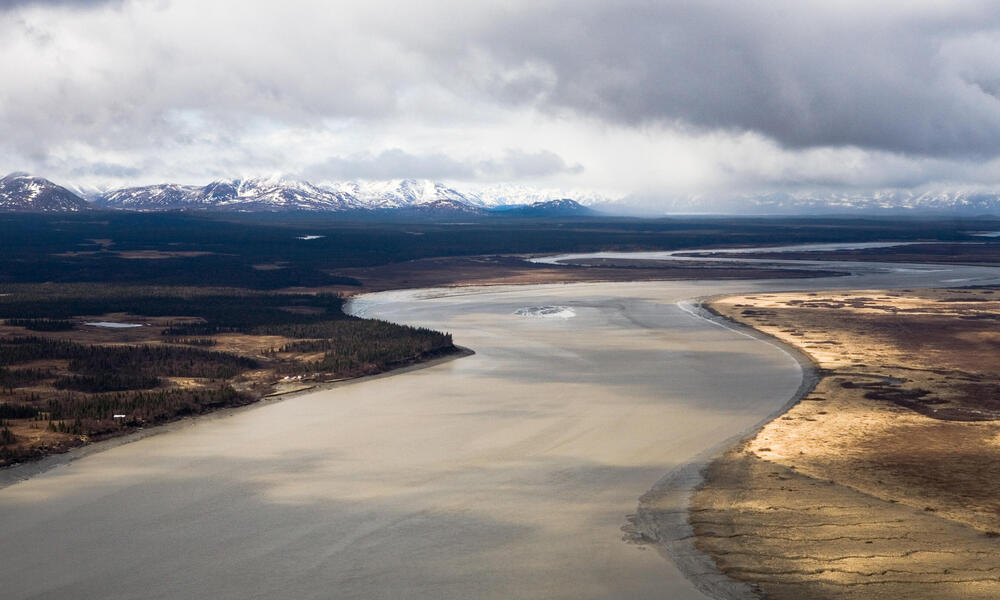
xmin=2 ymin=254 xmax=999 ymax=599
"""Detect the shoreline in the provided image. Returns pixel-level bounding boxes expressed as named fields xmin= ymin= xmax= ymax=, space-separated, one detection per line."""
xmin=328 ymin=252 xmax=851 ymax=298
xmin=629 ymin=297 xmax=821 ymax=600
xmin=9 ymin=274 xmax=992 ymax=599
xmin=0 ymin=345 xmax=474 ymax=491
xmin=687 ymin=288 xmax=1000 ymax=599
xmin=0 ymin=278 xmax=851 ymax=600
xmin=0 ymin=279 xmax=832 ymax=599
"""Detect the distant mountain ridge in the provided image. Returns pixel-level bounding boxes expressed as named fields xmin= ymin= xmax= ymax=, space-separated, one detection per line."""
xmin=493 ymin=198 xmax=595 ymax=216
xmin=325 ymin=179 xmax=478 ymax=210
xmin=644 ymin=189 xmax=1000 ymax=216
xmin=6 ymin=171 xmax=1000 ymax=215
xmin=89 ymin=178 xmax=1000 ymax=216
xmin=96 ymin=177 xmax=363 ymax=211
xmin=88 ymin=176 xmax=606 ymax=215
xmin=0 ymin=172 xmax=603 ymax=215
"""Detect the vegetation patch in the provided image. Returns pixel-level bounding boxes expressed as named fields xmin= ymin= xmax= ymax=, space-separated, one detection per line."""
xmin=4 ymin=318 xmax=75 ymax=331
xmin=0 ymin=286 xmax=455 ymax=466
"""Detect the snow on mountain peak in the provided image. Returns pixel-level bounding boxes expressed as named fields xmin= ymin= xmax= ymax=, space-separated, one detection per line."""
xmin=14 ymin=171 xmax=1000 ymax=215
xmin=0 ymin=173 xmax=89 ymax=212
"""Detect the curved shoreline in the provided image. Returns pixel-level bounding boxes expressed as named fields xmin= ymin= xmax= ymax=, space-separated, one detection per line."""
xmin=0 ymin=345 xmax=474 ymax=492
xmin=682 ymin=288 xmax=1000 ymax=599
xmin=6 ymin=275 xmax=993 ymax=599
xmin=5 ymin=245 xmax=1000 ymax=599
xmin=0 ymin=281 xmax=882 ymax=599
xmin=2 ymin=279 xmax=818 ymax=600
xmin=631 ymin=297 xmax=821 ymax=600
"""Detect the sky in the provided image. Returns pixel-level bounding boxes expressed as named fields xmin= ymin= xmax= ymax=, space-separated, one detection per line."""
xmin=3 ymin=0 xmax=1000 ymax=200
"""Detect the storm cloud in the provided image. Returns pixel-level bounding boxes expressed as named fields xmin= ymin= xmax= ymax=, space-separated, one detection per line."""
xmin=0 ymin=0 xmax=114 ymax=7
xmin=455 ymin=1 xmax=1000 ymax=157
xmin=301 ymin=149 xmax=581 ymax=182
xmin=2 ymin=0 xmax=1000 ymax=197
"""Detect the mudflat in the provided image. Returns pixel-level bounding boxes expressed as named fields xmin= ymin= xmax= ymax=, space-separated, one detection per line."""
xmin=694 ymin=288 xmax=1000 ymax=599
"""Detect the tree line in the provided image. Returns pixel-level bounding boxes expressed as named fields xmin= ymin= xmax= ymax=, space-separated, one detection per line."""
xmin=0 ymin=336 xmax=257 ymax=392
xmin=4 ymin=318 xmax=75 ymax=331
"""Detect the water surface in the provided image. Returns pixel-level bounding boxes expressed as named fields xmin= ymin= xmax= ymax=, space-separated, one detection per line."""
xmin=3 ymin=259 xmax=1000 ymax=600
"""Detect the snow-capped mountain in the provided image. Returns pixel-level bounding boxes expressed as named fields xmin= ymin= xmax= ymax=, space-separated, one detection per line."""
xmin=810 ymin=189 xmax=1000 ymax=213
xmin=322 ymin=179 xmax=481 ymax=209
xmin=97 ymin=177 xmax=488 ymax=213
xmin=0 ymin=173 xmax=90 ymax=212
xmin=1 ymin=172 xmax=609 ymax=214
xmin=640 ymin=189 xmax=1000 ymax=215
xmin=98 ymin=176 xmax=363 ymax=211
xmin=206 ymin=177 xmax=362 ymax=211
xmin=734 ymin=189 xmax=1000 ymax=214
xmin=64 ymin=182 xmax=113 ymax=202
xmin=400 ymin=197 xmax=486 ymax=215
xmin=8 ymin=171 xmax=1000 ymax=215
xmin=470 ymin=184 xmax=616 ymax=208
xmin=494 ymin=198 xmax=596 ymax=216
xmin=99 ymin=183 xmax=202 ymax=210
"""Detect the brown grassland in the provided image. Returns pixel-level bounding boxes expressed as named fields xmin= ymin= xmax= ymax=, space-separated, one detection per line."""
xmin=694 ymin=287 xmax=1000 ymax=599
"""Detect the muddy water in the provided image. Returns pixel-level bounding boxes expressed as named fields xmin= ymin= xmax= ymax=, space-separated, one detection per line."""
xmin=3 ymin=262 xmax=1000 ymax=600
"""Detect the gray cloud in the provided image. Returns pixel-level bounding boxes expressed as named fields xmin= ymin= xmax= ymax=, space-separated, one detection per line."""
xmin=302 ymin=150 xmax=476 ymax=182
xmin=300 ymin=148 xmax=581 ymax=182
xmin=443 ymin=1 xmax=1000 ymax=157
xmin=69 ymin=161 xmax=141 ymax=179
xmin=477 ymin=149 xmax=583 ymax=179
xmin=3 ymin=0 xmax=1000 ymax=195
xmin=0 ymin=0 xmax=119 ymax=8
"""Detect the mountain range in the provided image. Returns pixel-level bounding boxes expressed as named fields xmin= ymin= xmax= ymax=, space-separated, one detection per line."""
xmin=5 ymin=171 xmax=1000 ymax=216
xmin=649 ymin=190 xmax=1000 ymax=216
xmin=1 ymin=173 xmax=596 ymax=216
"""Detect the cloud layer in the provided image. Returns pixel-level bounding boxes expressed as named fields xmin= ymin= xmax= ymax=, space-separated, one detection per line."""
xmin=2 ymin=0 xmax=1000 ymax=198
xmin=465 ymin=2 xmax=1000 ymax=157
